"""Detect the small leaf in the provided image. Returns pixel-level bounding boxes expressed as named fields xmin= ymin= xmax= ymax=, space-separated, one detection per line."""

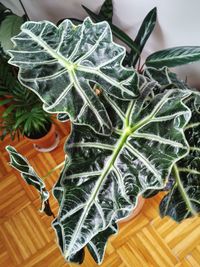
xmin=131 ymin=7 xmax=157 ymax=66
xmin=6 ymin=146 xmax=52 ymax=216
xmin=99 ymin=0 xmax=113 ymax=22
xmin=146 ymin=46 xmax=200 ymax=68
xmin=0 ymin=14 xmax=24 ymax=53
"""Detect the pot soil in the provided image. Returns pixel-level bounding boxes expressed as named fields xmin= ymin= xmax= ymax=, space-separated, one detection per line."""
xmin=119 ymin=196 xmax=145 ymax=224
xmin=24 ymin=123 xmax=59 ymax=152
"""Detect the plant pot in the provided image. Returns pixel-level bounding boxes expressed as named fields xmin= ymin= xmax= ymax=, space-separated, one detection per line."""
xmin=24 ymin=123 xmax=59 ymax=152
xmin=119 ymin=196 xmax=145 ymax=224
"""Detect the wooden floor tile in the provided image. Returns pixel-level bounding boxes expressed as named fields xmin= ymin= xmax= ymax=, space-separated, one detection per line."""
xmin=0 ymin=121 xmax=200 ymax=266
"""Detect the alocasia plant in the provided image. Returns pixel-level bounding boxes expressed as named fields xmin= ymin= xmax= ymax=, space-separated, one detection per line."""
xmin=5 ymin=1 xmax=200 ymax=264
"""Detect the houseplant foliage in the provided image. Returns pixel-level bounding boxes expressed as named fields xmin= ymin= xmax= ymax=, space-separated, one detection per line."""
xmin=6 ymin=0 xmax=200 ymax=264
xmin=0 ymin=54 xmax=52 ymax=140
xmin=0 ymin=3 xmax=52 ymax=141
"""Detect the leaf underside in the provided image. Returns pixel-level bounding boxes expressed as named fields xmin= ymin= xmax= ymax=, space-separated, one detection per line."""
xmin=8 ymin=17 xmax=139 ymax=135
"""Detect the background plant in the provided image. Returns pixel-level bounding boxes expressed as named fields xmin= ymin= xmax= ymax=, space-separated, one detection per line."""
xmin=6 ymin=0 xmax=200 ymax=265
xmin=0 ymin=3 xmax=52 ymax=140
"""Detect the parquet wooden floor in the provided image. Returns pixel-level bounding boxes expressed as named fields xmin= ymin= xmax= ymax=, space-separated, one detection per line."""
xmin=0 ymin=120 xmax=200 ymax=267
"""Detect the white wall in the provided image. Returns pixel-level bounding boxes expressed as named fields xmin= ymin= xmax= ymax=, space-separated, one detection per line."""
xmin=2 ymin=0 xmax=200 ymax=85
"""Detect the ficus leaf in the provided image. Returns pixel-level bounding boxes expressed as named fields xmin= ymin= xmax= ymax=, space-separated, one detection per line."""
xmin=160 ymin=93 xmax=200 ymax=222
xmin=146 ymin=46 xmax=200 ymax=68
xmin=8 ymin=18 xmax=139 ymax=135
xmin=6 ymin=146 xmax=53 ymax=216
xmin=52 ymin=86 xmax=191 ymax=261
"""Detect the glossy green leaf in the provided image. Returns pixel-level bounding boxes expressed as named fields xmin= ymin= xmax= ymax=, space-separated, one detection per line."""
xmin=87 ymin=222 xmax=117 ymax=264
xmin=82 ymin=5 xmax=139 ymax=55
xmin=160 ymin=94 xmax=200 ymax=222
xmin=53 ymin=170 xmax=117 ymax=264
xmin=0 ymin=14 xmax=24 ymax=53
xmin=8 ymin=18 xmax=139 ymax=135
xmin=99 ymin=0 xmax=113 ymax=22
xmin=131 ymin=7 xmax=157 ymax=66
xmin=146 ymin=46 xmax=200 ymax=68
xmin=6 ymin=146 xmax=53 ymax=216
xmin=52 ymin=86 xmax=191 ymax=261
xmin=143 ymin=67 xmax=189 ymax=90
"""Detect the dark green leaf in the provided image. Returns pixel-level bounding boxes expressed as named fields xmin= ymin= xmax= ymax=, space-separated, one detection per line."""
xmin=99 ymin=0 xmax=113 ymax=22
xmin=160 ymin=94 xmax=200 ymax=222
xmin=87 ymin=222 xmax=117 ymax=264
xmin=82 ymin=5 xmax=139 ymax=55
xmin=146 ymin=46 xmax=200 ymax=68
xmin=143 ymin=67 xmax=189 ymax=90
xmin=142 ymin=189 xmax=160 ymax=198
xmin=131 ymin=7 xmax=157 ymax=66
xmin=8 ymin=18 xmax=139 ymax=135
xmin=6 ymin=146 xmax=53 ymax=216
xmin=52 ymin=87 xmax=191 ymax=261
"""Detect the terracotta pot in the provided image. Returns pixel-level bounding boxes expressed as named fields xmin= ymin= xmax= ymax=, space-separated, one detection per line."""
xmin=24 ymin=123 xmax=59 ymax=152
xmin=119 ymin=196 xmax=145 ymax=224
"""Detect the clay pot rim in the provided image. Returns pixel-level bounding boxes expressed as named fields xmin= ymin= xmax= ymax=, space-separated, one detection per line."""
xmin=24 ymin=123 xmax=55 ymax=142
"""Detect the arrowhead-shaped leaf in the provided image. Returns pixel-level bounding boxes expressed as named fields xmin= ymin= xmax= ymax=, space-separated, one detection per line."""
xmin=52 ymin=86 xmax=191 ymax=260
xmin=6 ymin=146 xmax=52 ymax=215
xmin=146 ymin=46 xmax=200 ymax=68
xmin=8 ymin=17 xmax=139 ymax=135
xmin=160 ymin=93 xmax=200 ymax=222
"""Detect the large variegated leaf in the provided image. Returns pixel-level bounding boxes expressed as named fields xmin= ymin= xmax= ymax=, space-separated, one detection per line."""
xmin=8 ymin=17 xmax=139 ymax=135
xmin=160 ymin=94 xmax=200 ymax=222
xmin=52 ymin=87 xmax=191 ymax=261
xmin=6 ymin=146 xmax=53 ymax=216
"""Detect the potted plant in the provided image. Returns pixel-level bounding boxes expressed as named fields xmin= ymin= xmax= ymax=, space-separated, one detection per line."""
xmin=0 ymin=52 xmax=60 ymax=151
xmin=0 ymin=4 xmax=60 ymax=151
xmin=5 ymin=0 xmax=200 ymax=265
